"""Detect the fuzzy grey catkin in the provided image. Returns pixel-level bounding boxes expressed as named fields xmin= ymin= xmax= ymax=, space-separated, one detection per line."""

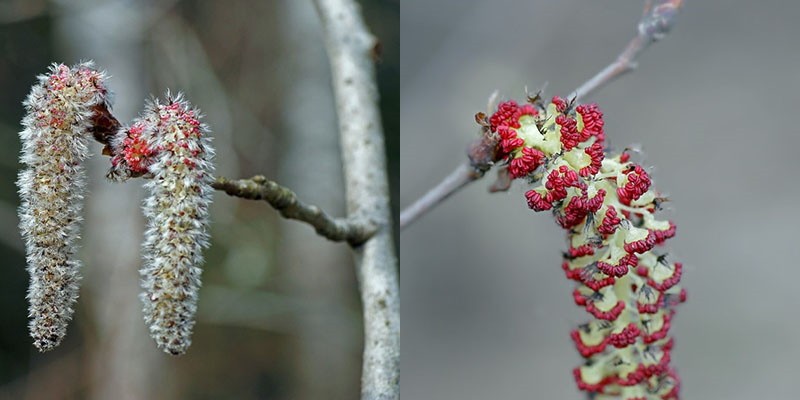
xmin=18 ymin=62 xmax=112 ymax=351
xmin=109 ymin=93 xmax=214 ymax=355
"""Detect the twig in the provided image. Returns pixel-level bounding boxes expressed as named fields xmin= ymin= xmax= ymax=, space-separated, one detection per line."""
xmin=567 ymin=0 xmax=684 ymax=102
xmin=399 ymin=163 xmax=480 ymax=229
xmin=212 ymin=175 xmax=375 ymax=245
xmin=313 ymin=0 xmax=400 ymax=399
xmin=399 ymin=0 xmax=684 ymax=231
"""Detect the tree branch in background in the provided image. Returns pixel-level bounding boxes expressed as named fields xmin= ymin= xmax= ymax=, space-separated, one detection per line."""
xmin=313 ymin=0 xmax=400 ymax=399
xmin=212 ymin=175 xmax=375 ymax=245
xmin=399 ymin=0 xmax=684 ymax=231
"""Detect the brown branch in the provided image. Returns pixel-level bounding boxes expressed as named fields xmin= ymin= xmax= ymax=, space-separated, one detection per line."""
xmin=212 ymin=175 xmax=375 ymax=245
xmin=399 ymin=0 xmax=684 ymax=232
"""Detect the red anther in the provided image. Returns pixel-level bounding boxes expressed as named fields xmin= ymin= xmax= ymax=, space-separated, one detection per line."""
xmin=660 ymin=368 xmax=681 ymax=399
xmin=662 ymin=337 xmax=675 ymax=352
xmin=525 ymin=190 xmax=552 ymax=211
xmin=616 ymin=364 xmax=647 ymax=387
xmin=597 ymin=261 xmax=628 ymax=278
xmin=624 ymin=231 xmax=657 ymax=254
xmin=496 ymin=125 xmax=515 ymax=140
xmin=180 ymin=110 xmax=201 ymax=131
xmin=619 ymin=366 xmax=649 ymax=387
xmin=571 ymin=330 xmax=608 ymax=357
xmin=617 ymin=165 xmax=652 ymax=204
xmin=557 ymin=195 xmax=589 ymax=229
xmin=581 ymin=275 xmax=616 ymax=291
xmin=679 ymin=288 xmax=688 ymax=303
xmin=653 ymin=349 xmax=672 ymax=373
xmin=508 ymin=147 xmax=545 ymax=178
xmin=623 ymin=253 xmax=639 ymax=267
xmin=597 ymin=206 xmax=621 ymax=235
xmin=573 ymin=288 xmax=587 ymax=306
xmin=489 ymin=100 xmax=521 ymax=131
xmin=545 ymin=165 xmax=586 ymax=203
xmin=647 ymin=262 xmax=683 ymax=291
xmin=552 ymin=96 xmax=568 ymax=112
xmin=585 ymin=300 xmax=625 ymax=321
xmin=607 ymin=323 xmax=640 ymax=348
xmin=579 ymin=142 xmax=605 ymax=177
xmin=652 ymin=221 xmax=677 ymax=244
xmin=520 ymin=103 xmax=538 ymax=117
xmin=164 ymin=103 xmax=178 ymax=111
xmin=585 ymin=189 xmax=606 ymax=213
xmin=557 ymin=114 xmax=582 ymax=151
xmin=561 ymin=261 xmax=581 ymax=281
xmin=568 ymin=244 xmax=595 ymax=258
xmin=573 ymin=368 xmax=615 ymax=393
xmin=564 ymin=263 xmax=616 ymax=290
xmin=620 ymin=151 xmax=631 ymax=163
xmin=120 ymin=123 xmax=157 ymax=174
xmin=500 ymin=135 xmax=525 ymax=154
xmin=643 ymin=313 xmax=672 ymax=344
xmin=637 ymin=291 xmax=664 ymax=314
xmin=636 ymin=264 xmax=649 ymax=277
xmin=634 ymin=353 xmax=670 ymax=386
xmin=623 ymin=347 xmax=672 ymax=385
xmin=597 ymin=254 xmax=637 ymax=278
xmin=575 ymin=103 xmax=605 ymax=144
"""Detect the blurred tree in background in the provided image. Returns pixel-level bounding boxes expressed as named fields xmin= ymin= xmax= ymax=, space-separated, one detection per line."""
xmin=0 ymin=0 xmax=398 ymax=399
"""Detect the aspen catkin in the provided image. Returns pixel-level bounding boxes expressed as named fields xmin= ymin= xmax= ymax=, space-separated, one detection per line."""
xmin=18 ymin=62 xmax=113 ymax=351
xmin=485 ymin=96 xmax=685 ymax=399
xmin=109 ymin=93 xmax=215 ymax=355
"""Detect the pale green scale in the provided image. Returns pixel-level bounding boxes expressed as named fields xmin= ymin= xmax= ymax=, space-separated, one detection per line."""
xmin=517 ymin=113 xmax=562 ymax=156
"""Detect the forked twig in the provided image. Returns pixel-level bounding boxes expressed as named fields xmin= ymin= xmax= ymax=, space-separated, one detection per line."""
xmin=212 ymin=175 xmax=375 ymax=245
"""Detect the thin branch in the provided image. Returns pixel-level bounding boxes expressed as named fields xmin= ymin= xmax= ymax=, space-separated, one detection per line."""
xmin=399 ymin=163 xmax=479 ymax=229
xmin=567 ymin=0 xmax=684 ymax=102
xmin=313 ymin=0 xmax=400 ymax=399
xmin=399 ymin=0 xmax=684 ymax=231
xmin=212 ymin=175 xmax=375 ymax=245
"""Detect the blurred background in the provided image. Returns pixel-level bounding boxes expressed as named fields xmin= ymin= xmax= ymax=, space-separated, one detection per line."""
xmin=0 ymin=0 xmax=397 ymax=399
xmin=402 ymin=1 xmax=800 ymax=399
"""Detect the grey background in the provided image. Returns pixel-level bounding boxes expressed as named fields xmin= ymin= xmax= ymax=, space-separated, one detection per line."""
xmin=401 ymin=1 xmax=800 ymax=399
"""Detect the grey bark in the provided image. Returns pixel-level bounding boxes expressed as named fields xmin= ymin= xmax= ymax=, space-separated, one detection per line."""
xmin=313 ymin=1 xmax=400 ymax=399
xmin=278 ymin=3 xmax=359 ymax=399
